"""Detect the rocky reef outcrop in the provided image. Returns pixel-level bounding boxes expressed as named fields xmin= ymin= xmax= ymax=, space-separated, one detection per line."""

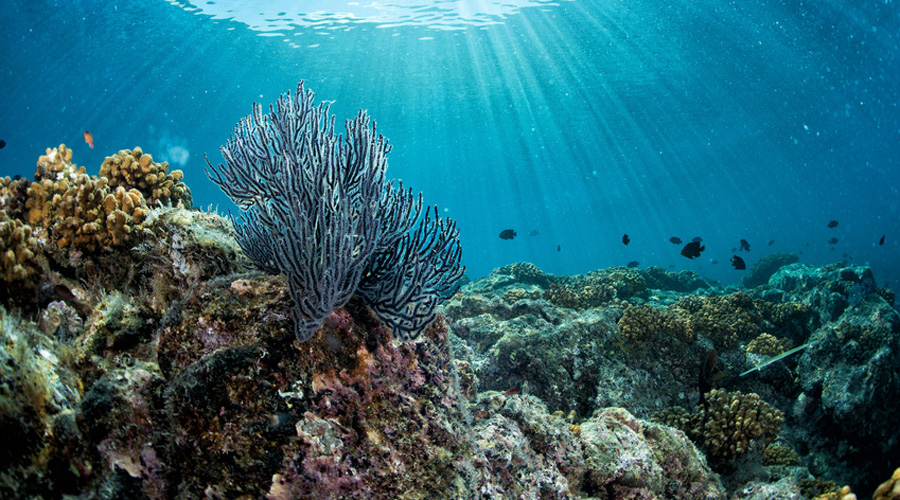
xmin=1 ymin=146 xmax=897 ymax=499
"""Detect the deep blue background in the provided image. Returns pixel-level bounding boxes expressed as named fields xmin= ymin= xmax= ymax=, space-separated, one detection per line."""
xmin=1 ymin=0 xmax=898 ymax=286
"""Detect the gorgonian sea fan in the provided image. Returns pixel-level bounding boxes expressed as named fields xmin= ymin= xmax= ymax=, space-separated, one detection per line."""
xmin=206 ymin=81 xmax=464 ymax=342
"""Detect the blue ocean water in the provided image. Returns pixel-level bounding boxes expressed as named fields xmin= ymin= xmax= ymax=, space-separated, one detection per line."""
xmin=1 ymin=0 xmax=898 ymax=287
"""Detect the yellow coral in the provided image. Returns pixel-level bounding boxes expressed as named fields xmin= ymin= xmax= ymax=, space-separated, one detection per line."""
xmin=24 ymin=147 xmax=152 ymax=252
xmin=746 ymin=333 xmax=792 ymax=355
xmin=874 ymin=467 xmax=900 ymax=500
xmin=618 ymin=304 xmax=693 ymax=344
xmin=99 ymin=147 xmax=192 ymax=207
xmin=655 ymin=390 xmax=784 ymax=462
xmin=0 ymin=216 xmax=43 ymax=289
xmin=679 ymin=292 xmax=760 ymax=348
xmin=34 ymin=144 xmax=85 ymax=181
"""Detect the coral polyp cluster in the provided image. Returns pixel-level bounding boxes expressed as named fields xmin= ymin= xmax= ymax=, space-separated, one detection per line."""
xmin=0 ymin=215 xmax=43 ymax=299
xmin=99 ymin=147 xmax=191 ymax=207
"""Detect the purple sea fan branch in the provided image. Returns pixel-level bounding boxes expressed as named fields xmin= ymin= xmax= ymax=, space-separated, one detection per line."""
xmin=207 ymin=80 xmax=464 ymax=343
xmin=359 ymin=205 xmax=465 ymax=340
xmin=206 ymin=82 xmax=387 ymax=342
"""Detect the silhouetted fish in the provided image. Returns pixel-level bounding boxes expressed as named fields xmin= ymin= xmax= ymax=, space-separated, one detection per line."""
xmin=557 ymin=245 xmax=561 ymax=252
xmin=731 ymin=255 xmax=746 ymax=270
xmin=691 ymin=237 xmax=703 ymax=243
xmin=710 ymin=259 xmax=718 ymax=265
xmin=0 ymin=139 xmax=5 ymax=149
xmin=681 ymin=241 xmax=705 ymax=259
xmin=622 ymin=234 xmax=630 ymax=245
xmin=499 ymin=229 xmax=516 ymax=240
xmin=879 ymin=235 xmax=885 ymax=246
xmin=529 ymin=230 xmax=539 ymax=236
xmin=669 ymin=237 xmax=682 ymax=245
xmin=768 ymin=240 xmax=775 ymax=246
xmin=828 ymin=237 xmax=838 ymax=245
xmin=739 ymin=239 xmax=750 ymax=251
xmin=627 ymin=261 xmax=639 ymax=268
xmin=827 ymin=220 xmax=839 ymax=228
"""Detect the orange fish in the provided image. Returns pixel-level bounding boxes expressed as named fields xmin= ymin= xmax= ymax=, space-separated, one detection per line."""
xmin=84 ymin=131 xmax=94 ymax=149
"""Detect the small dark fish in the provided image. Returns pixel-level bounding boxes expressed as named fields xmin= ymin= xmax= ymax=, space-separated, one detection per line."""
xmin=879 ymin=235 xmax=885 ymax=246
xmin=529 ymin=230 xmax=539 ymax=237
xmin=768 ymin=240 xmax=775 ymax=246
xmin=731 ymin=247 xmax=737 ymax=253
xmin=557 ymin=245 xmax=561 ymax=252
xmin=828 ymin=237 xmax=839 ymax=245
xmin=739 ymin=239 xmax=750 ymax=251
xmin=669 ymin=236 xmax=682 ymax=245
xmin=827 ymin=220 xmax=839 ymax=228
xmin=499 ymin=229 xmax=517 ymax=240
xmin=681 ymin=241 xmax=705 ymax=259
xmin=12 ymin=174 xmax=20 ymax=181
xmin=730 ymin=255 xmax=746 ymax=270
xmin=622 ymin=234 xmax=630 ymax=245
xmin=691 ymin=236 xmax=703 ymax=243
xmin=710 ymin=259 xmax=718 ymax=265
xmin=0 ymin=139 xmax=5 ymax=149
xmin=627 ymin=261 xmax=639 ymax=268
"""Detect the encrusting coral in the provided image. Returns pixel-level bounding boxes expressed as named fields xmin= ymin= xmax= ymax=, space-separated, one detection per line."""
xmin=618 ymin=303 xmax=694 ymax=344
xmin=746 ymin=333 xmax=792 ymax=355
xmin=99 ymin=147 xmax=192 ymax=207
xmin=678 ymin=291 xmax=760 ymax=348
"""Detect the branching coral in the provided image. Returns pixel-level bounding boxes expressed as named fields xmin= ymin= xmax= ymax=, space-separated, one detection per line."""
xmin=100 ymin=147 xmax=192 ymax=207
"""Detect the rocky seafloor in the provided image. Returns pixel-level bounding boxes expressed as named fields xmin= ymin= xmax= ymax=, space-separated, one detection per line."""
xmin=2 ymin=146 xmax=900 ymax=499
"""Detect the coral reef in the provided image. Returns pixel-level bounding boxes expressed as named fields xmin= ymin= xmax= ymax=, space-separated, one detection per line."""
xmin=643 ymin=265 xmax=709 ymax=292
xmin=0 ymin=215 xmax=43 ymax=301
xmin=874 ymin=468 xmax=900 ymax=500
xmin=746 ymin=333 xmax=792 ymax=355
xmin=652 ymin=389 xmax=784 ymax=462
xmin=25 ymin=145 xmax=151 ymax=254
xmin=0 ymin=175 xmax=31 ymax=221
xmin=742 ymin=253 xmax=800 ymax=288
xmin=679 ymin=291 xmax=760 ymax=348
xmin=206 ymin=82 xmax=463 ymax=342
xmin=618 ymin=303 xmax=694 ymax=344
xmin=99 ymin=147 xmax=192 ymax=207
xmin=578 ymin=407 xmax=725 ymax=498
xmin=2 ymin=142 xmax=899 ymax=498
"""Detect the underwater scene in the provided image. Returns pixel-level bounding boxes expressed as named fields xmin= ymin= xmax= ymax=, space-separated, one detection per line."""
xmin=1 ymin=0 xmax=899 ymax=498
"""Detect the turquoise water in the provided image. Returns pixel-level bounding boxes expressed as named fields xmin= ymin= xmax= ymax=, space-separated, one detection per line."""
xmin=1 ymin=0 xmax=898 ymax=286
